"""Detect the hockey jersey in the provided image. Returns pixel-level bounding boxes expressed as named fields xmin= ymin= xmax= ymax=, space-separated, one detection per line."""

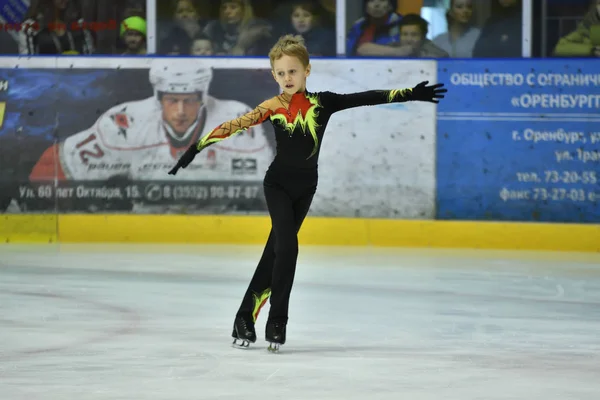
xmin=30 ymin=95 xmax=273 ymax=182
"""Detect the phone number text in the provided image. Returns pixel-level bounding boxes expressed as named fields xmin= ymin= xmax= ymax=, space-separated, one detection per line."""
xmin=500 ymin=187 xmax=599 ymax=202
xmin=516 ymin=170 xmax=597 ymax=184
xmin=143 ymin=184 xmax=261 ymax=201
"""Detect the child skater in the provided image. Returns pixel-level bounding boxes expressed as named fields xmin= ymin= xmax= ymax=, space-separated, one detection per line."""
xmin=168 ymin=34 xmax=446 ymax=352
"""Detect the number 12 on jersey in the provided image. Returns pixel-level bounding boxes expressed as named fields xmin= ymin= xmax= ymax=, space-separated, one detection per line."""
xmin=75 ymin=133 xmax=105 ymax=164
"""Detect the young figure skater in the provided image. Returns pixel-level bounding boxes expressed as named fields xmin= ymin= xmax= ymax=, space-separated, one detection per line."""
xmin=168 ymin=34 xmax=446 ymax=352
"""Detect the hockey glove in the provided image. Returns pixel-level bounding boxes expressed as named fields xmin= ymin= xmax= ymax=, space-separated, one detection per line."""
xmin=410 ymin=81 xmax=447 ymax=104
xmin=168 ymin=144 xmax=200 ymax=175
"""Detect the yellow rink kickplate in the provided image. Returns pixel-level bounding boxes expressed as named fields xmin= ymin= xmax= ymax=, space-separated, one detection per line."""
xmin=1 ymin=215 xmax=58 ymax=243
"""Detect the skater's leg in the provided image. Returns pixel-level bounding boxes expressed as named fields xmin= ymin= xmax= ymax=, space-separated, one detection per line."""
xmin=235 ymin=229 xmax=276 ymax=322
xmin=231 ymin=187 xmax=294 ymax=346
xmin=234 ymin=184 xmax=296 ymax=320
xmin=236 ymin=183 xmax=314 ymax=325
xmin=268 ymin=187 xmax=315 ymax=324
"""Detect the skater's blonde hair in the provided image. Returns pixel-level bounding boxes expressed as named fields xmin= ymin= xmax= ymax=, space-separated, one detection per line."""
xmin=268 ymin=34 xmax=310 ymax=69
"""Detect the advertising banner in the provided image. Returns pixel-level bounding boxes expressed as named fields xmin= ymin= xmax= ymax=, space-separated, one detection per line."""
xmin=0 ymin=57 xmax=438 ymax=218
xmin=0 ymin=57 xmax=278 ymax=214
xmin=298 ymin=59 xmax=437 ymax=219
xmin=437 ymin=59 xmax=600 ymax=223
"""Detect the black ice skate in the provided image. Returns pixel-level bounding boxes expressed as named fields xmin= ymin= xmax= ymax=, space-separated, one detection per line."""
xmin=232 ymin=315 xmax=256 ymax=349
xmin=265 ymin=321 xmax=286 ymax=353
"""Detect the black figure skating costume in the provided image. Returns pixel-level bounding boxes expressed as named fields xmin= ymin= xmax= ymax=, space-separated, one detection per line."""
xmin=169 ymin=82 xmax=446 ymax=351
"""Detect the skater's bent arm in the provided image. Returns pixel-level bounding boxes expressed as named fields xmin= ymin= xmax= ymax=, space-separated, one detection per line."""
xmin=196 ymin=100 xmax=272 ymax=151
xmin=324 ymin=89 xmax=413 ymax=113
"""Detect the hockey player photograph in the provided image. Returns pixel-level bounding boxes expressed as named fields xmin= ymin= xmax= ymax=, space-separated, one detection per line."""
xmin=2 ymin=59 xmax=278 ymax=213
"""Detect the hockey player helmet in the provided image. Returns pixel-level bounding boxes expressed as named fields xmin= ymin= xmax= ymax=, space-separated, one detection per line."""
xmin=149 ymin=59 xmax=213 ymax=103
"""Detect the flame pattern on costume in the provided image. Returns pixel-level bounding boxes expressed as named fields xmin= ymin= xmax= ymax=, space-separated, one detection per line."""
xmin=193 ymin=87 xmax=416 ymax=168
xmin=269 ymin=92 xmax=321 ymax=159
xmin=386 ymin=88 xmax=412 ymax=102
xmin=196 ymin=104 xmax=272 ymax=151
xmin=252 ymin=288 xmax=271 ymax=322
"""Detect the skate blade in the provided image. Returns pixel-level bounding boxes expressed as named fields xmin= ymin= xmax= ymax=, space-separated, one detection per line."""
xmin=232 ymin=339 xmax=251 ymax=349
xmin=267 ymin=343 xmax=281 ymax=353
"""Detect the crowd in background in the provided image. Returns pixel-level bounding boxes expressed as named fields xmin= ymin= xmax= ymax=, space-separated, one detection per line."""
xmin=0 ymin=0 xmax=598 ymax=58
xmin=156 ymin=0 xmax=336 ymax=56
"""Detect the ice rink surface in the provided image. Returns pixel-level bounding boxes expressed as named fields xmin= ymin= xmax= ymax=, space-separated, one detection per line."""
xmin=1 ymin=244 xmax=600 ymax=400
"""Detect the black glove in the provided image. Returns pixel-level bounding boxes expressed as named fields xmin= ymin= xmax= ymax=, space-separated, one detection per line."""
xmin=168 ymin=144 xmax=200 ymax=175
xmin=410 ymin=81 xmax=447 ymax=103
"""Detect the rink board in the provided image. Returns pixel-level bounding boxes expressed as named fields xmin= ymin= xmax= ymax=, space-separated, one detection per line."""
xmin=0 ymin=215 xmax=57 ymax=243
xmin=2 ymin=215 xmax=599 ymax=252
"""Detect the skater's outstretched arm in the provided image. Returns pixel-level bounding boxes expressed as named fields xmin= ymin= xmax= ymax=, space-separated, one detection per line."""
xmin=168 ymin=100 xmax=272 ymax=175
xmin=196 ymin=101 xmax=272 ymax=152
xmin=324 ymin=81 xmax=447 ymax=113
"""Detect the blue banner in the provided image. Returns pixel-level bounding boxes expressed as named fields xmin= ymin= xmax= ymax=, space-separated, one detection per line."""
xmin=436 ymin=59 xmax=600 ymax=223
xmin=0 ymin=0 xmax=28 ymax=25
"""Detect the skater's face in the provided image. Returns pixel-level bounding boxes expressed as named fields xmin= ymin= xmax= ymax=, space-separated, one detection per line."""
xmin=271 ymin=55 xmax=310 ymax=95
xmin=160 ymin=93 xmax=202 ymax=136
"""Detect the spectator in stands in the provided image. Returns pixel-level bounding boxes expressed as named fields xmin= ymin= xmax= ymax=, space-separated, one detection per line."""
xmin=553 ymin=0 xmax=600 ymax=57
xmin=190 ymin=32 xmax=214 ymax=55
xmin=346 ymin=0 xmax=403 ymax=56
xmin=393 ymin=14 xmax=449 ymax=58
xmin=282 ymin=1 xmax=335 ymax=56
xmin=81 ymin=0 xmax=145 ymax=54
xmin=19 ymin=0 xmax=94 ymax=54
xmin=432 ymin=0 xmax=481 ymax=58
xmin=160 ymin=36 xmax=187 ymax=55
xmin=120 ymin=15 xmax=146 ymax=54
xmin=316 ymin=0 xmax=336 ymax=30
xmin=158 ymin=0 xmax=208 ymax=55
xmin=472 ymin=0 xmax=522 ymax=58
xmin=204 ymin=0 xmax=272 ymax=55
